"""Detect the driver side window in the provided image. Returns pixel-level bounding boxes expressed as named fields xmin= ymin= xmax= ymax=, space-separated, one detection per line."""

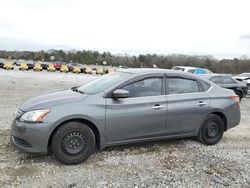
xmin=122 ymin=77 xmax=162 ymax=98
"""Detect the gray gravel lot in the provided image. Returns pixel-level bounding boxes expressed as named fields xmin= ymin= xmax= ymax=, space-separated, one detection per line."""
xmin=0 ymin=69 xmax=250 ymax=188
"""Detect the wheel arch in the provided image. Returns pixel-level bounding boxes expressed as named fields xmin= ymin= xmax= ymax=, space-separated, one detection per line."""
xmin=209 ymin=111 xmax=228 ymax=131
xmin=48 ymin=118 xmax=101 ymax=151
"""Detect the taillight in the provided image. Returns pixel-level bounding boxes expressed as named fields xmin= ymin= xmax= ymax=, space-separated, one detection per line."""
xmin=229 ymin=95 xmax=240 ymax=105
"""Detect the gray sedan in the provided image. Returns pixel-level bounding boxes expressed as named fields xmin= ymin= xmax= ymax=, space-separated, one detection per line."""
xmin=11 ymin=69 xmax=241 ymax=164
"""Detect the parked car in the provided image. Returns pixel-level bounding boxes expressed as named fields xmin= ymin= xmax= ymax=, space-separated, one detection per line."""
xmin=3 ymin=60 xmax=14 ymax=70
xmin=85 ymin=66 xmax=92 ymax=74
xmin=19 ymin=62 xmax=29 ymax=71
xmin=96 ymin=66 xmax=104 ymax=75
xmin=200 ymin=74 xmax=247 ymax=100
xmin=40 ymin=61 xmax=49 ymax=70
xmin=0 ymin=59 xmax=3 ymax=68
xmin=34 ymin=63 xmax=43 ymax=71
xmin=54 ymin=61 xmax=64 ymax=70
xmin=60 ymin=64 xmax=69 ymax=73
xmin=172 ymin=66 xmax=213 ymax=74
xmin=27 ymin=61 xmax=35 ymax=69
xmin=233 ymin=73 xmax=250 ymax=95
xmin=47 ymin=63 xmax=56 ymax=72
xmin=11 ymin=69 xmax=241 ymax=164
xmin=67 ymin=63 xmax=79 ymax=72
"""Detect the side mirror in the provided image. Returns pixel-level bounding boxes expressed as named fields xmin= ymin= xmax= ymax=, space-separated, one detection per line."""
xmin=112 ymin=89 xmax=129 ymax=99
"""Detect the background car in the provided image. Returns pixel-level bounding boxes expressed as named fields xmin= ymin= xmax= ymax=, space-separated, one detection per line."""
xmin=40 ymin=61 xmax=49 ymax=70
xmin=60 ymin=64 xmax=69 ymax=73
xmin=19 ymin=62 xmax=28 ymax=71
xmin=233 ymin=73 xmax=250 ymax=95
xmin=172 ymin=66 xmax=213 ymax=74
xmin=27 ymin=60 xmax=35 ymax=69
xmin=3 ymin=60 xmax=14 ymax=70
xmin=47 ymin=63 xmax=56 ymax=72
xmin=0 ymin=59 xmax=3 ymax=68
xmin=54 ymin=61 xmax=64 ymax=70
xmin=67 ymin=63 xmax=79 ymax=72
xmin=200 ymin=74 xmax=247 ymax=100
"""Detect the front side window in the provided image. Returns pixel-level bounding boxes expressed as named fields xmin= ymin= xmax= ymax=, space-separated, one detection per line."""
xmin=122 ymin=78 xmax=162 ymax=98
xmin=78 ymin=71 xmax=130 ymax=94
xmin=167 ymin=78 xmax=199 ymax=94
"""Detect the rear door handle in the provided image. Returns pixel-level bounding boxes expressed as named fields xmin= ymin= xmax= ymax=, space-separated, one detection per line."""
xmin=197 ymin=101 xmax=207 ymax=106
xmin=152 ymin=104 xmax=164 ymax=110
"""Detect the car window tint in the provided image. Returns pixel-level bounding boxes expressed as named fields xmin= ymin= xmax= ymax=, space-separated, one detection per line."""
xmin=122 ymin=78 xmax=162 ymax=98
xmin=210 ymin=76 xmax=222 ymax=84
xmin=188 ymin=69 xmax=195 ymax=73
xmin=167 ymin=78 xmax=199 ymax=94
xmin=221 ymin=76 xmax=235 ymax=84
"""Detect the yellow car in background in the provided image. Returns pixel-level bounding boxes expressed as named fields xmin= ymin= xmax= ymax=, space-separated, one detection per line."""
xmin=60 ymin=64 xmax=69 ymax=73
xmin=47 ymin=63 xmax=56 ymax=72
xmin=107 ymin=67 xmax=115 ymax=73
xmin=3 ymin=60 xmax=14 ymax=70
xmin=85 ymin=66 xmax=92 ymax=74
xmin=73 ymin=66 xmax=81 ymax=74
xmin=34 ymin=63 xmax=42 ymax=71
xmin=96 ymin=66 xmax=104 ymax=75
xmin=19 ymin=62 xmax=28 ymax=71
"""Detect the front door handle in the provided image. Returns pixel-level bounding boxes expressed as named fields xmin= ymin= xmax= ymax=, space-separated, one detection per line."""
xmin=152 ymin=104 xmax=164 ymax=110
xmin=197 ymin=101 xmax=207 ymax=106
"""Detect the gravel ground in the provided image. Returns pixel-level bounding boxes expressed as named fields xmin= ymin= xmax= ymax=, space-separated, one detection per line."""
xmin=0 ymin=69 xmax=250 ymax=188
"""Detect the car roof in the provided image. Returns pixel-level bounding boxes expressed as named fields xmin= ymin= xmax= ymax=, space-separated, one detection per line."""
xmin=117 ymin=68 xmax=202 ymax=77
xmin=172 ymin=66 xmax=197 ymax=69
xmin=199 ymin=74 xmax=233 ymax=78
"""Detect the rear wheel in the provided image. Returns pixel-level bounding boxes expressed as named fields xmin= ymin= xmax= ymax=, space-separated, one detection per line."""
xmin=197 ymin=114 xmax=224 ymax=145
xmin=51 ymin=121 xmax=95 ymax=164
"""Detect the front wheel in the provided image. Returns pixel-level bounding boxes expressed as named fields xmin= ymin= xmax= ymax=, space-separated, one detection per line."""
xmin=197 ymin=114 xmax=224 ymax=145
xmin=51 ymin=122 xmax=95 ymax=164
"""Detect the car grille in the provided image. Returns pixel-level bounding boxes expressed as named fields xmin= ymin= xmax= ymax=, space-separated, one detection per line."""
xmin=13 ymin=136 xmax=32 ymax=148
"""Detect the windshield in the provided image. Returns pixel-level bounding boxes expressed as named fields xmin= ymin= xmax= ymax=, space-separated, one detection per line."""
xmin=78 ymin=71 xmax=130 ymax=94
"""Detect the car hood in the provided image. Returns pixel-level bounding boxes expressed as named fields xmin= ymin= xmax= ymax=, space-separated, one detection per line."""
xmin=20 ymin=89 xmax=87 ymax=111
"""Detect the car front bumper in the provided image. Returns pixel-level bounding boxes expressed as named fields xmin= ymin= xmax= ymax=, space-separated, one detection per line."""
xmin=10 ymin=120 xmax=53 ymax=153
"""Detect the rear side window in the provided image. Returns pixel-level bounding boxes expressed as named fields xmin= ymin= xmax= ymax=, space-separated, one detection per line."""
xmin=199 ymin=80 xmax=211 ymax=92
xmin=187 ymin=69 xmax=195 ymax=73
xmin=166 ymin=78 xmax=199 ymax=94
xmin=210 ymin=76 xmax=222 ymax=84
xmin=221 ymin=76 xmax=235 ymax=84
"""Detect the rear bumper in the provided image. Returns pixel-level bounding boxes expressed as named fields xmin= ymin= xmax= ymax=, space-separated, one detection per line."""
xmin=225 ymin=104 xmax=241 ymax=130
xmin=10 ymin=120 xmax=53 ymax=153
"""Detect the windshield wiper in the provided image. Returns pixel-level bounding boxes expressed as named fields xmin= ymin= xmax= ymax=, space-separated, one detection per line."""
xmin=71 ymin=86 xmax=84 ymax=94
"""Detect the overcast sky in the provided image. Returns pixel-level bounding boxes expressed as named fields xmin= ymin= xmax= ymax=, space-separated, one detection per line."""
xmin=0 ymin=0 xmax=250 ymax=59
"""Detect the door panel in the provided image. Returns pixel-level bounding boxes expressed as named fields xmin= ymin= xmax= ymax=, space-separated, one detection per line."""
xmin=166 ymin=92 xmax=209 ymax=135
xmin=105 ymin=95 xmax=167 ymax=143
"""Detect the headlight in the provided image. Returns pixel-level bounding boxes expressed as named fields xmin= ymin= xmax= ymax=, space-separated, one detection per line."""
xmin=19 ymin=109 xmax=50 ymax=122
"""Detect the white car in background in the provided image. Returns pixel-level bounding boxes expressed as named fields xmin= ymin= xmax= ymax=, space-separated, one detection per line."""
xmin=172 ymin=66 xmax=213 ymax=74
xmin=233 ymin=73 xmax=250 ymax=95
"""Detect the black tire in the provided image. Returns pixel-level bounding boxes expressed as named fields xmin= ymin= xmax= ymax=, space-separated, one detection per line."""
xmin=235 ymin=91 xmax=243 ymax=101
xmin=197 ymin=114 xmax=224 ymax=145
xmin=51 ymin=121 xmax=95 ymax=164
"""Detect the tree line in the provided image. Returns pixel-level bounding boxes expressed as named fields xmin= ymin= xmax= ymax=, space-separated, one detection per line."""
xmin=0 ymin=50 xmax=250 ymax=74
